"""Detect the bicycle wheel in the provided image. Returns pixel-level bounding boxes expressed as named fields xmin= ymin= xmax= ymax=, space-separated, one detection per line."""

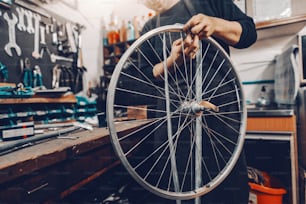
xmin=106 ymin=24 xmax=246 ymax=200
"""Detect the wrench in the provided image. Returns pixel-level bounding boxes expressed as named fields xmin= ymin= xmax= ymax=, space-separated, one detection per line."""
xmin=32 ymin=13 xmax=41 ymax=59
xmin=40 ymin=25 xmax=46 ymax=45
xmin=66 ymin=22 xmax=77 ymax=53
xmin=24 ymin=10 xmax=35 ymax=34
xmin=4 ymin=12 xmax=22 ymax=57
xmin=50 ymin=53 xmax=73 ymax=63
xmin=16 ymin=7 xmax=26 ymax=31
xmin=39 ymin=25 xmax=47 ymax=58
xmin=52 ymin=64 xmax=61 ymax=88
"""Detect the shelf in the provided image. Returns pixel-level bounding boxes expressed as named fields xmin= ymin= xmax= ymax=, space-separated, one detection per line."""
xmin=101 ymin=39 xmax=138 ymax=110
xmin=256 ymin=14 xmax=306 ymax=30
xmin=247 ymin=108 xmax=294 ymax=117
xmin=0 ymin=94 xmax=77 ymax=105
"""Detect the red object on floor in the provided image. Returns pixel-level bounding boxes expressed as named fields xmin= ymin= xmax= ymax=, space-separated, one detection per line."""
xmin=249 ymin=182 xmax=287 ymax=204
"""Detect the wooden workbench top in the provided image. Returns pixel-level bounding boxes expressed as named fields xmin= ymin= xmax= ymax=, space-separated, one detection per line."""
xmin=0 ymin=120 xmax=149 ymax=184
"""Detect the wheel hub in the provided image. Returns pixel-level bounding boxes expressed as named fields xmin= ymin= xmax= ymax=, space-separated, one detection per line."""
xmin=180 ymin=100 xmax=219 ymax=116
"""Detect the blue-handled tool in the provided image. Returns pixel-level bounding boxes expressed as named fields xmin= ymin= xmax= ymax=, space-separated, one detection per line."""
xmin=33 ymin=65 xmax=43 ymax=87
xmin=0 ymin=62 xmax=8 ymax=82
xmin=22 ymin=58 xmax=33 ymax=87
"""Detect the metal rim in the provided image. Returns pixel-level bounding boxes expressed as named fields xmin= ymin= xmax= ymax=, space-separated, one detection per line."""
xmin=106 ymin=24 xmax=246 ymax=200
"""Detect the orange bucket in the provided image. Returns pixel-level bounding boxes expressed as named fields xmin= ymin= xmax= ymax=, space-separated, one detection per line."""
xmin=249 ymin=182 xmax=287 ymax=204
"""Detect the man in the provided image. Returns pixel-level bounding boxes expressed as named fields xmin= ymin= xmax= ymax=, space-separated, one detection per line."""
xmin=139 ymin=0 xmax=257 ymax=203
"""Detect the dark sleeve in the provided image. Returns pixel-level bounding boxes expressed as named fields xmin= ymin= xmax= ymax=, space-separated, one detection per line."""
xmin=206 ymin=0 xmax=257 ymax=49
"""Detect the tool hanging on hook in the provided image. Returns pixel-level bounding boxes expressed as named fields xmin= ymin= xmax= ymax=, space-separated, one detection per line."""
xmin=0 ymin=62 xmax=8 ymax=82
xmin=16 ymin=7 xmax=27 ymax=32
xmin=24 ymin=10 xmax=35 ymax=34
xmin=33 ymin=65 xmax=43 ymax=88
xmin=3 ymin=12 xmax=22 ymax=57
xmin=32 ymin=13 xmax=42 ymax=59
xmin=22 ymin=58 xmax=33 ymax=88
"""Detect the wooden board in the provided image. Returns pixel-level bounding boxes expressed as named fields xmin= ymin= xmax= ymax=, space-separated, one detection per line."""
xmin=246 ymin=115 xmax=296 ymax=132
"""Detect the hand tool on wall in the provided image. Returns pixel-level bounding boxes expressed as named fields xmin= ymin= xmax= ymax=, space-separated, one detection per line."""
xmin=40 ymin=24 xmax=46 ymax=45
xmin=51 ymin=18 xmax=58 ymax=45
xmin=33 ymin=65 xmax=43 ymax=88
xmin=52 ymin=64 xmax=61 ymax=88
xmin=77 ymin=35 xmax=83 ymax=68
xmin=24 ymin=10 xmax=34 ymax=34
xmin=32 ymin=13 xmax=41 ymax=59
xmin=39 ymin=25 xmax=47 ymax=58
xmin=57 ymin=22 xmax=66 ymax=39
xmin=74 ymin=67 xmax=86 ymax=93
xmin=40 ymin=43 xmax=50 ymax=60
xmin=57 ymin=23 xmax=70 ymax=54
xmin=59 ymin=66 xmax=68 ymax=87
xmin=22 ymin=58 xmax=33 ymax=87
xmin=66 ymin=66 xmax=75 ymax=90
xmin=45 ymin=22 xmax=50 ymax=34
xmin=57 ymin=40 xmax=64 ymax=53
xmin=0 ymin=62 xmax=8 ymax=82
xmin=50 ymin=53 xmax=73 ymax=63
xmin=3 ymin=12 xmax=22 ymax=57
xmin=66 ymin=22 xmax=77 ymax=53
xmin=75 ymin=41 xmax=86 ymax=93
xmin=16 ymin=7 xmax=26 ymax=31
xmin=19 ymin=57 xmax=24 ymax=76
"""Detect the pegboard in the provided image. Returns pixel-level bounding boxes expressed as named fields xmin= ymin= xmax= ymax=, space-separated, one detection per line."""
xmin=0 ymin=2 xmax=82 ymax=91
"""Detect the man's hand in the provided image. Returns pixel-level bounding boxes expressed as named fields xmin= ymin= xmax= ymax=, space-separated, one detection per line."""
xmin=152 ymin=36 xmax=199 ymax=79
xmin=184 ymin=14 xmax=216 ymax=39
xmin=183 ymin=13 xmax=242 ymax=46
xmin=170 ymin=36 xmax=199 ymax=63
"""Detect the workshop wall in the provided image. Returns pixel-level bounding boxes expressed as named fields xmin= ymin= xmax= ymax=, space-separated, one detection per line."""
xmin=0 ymin=2 xmax=83 ymax=92
xmin=38 ymin=0 xmax=153 ymax=90
xmin=231 ymin=22 xmax=306 ymax=105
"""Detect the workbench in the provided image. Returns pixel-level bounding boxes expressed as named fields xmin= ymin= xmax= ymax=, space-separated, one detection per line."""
xmin=0 ymin=121 xmax=146 ymax=203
